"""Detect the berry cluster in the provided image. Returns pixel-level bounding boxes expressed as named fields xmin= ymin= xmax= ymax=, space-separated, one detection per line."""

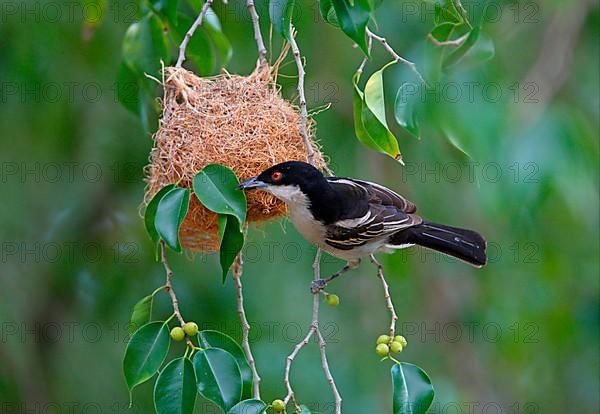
xmin=169 ymin=321 xmax=199 ymax=341
xmin=375 ymin=334 xmax=407 ymax=357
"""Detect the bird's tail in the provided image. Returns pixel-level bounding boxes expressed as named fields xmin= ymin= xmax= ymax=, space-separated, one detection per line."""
xmin=390 ymin=221 xmax=487 ymax=267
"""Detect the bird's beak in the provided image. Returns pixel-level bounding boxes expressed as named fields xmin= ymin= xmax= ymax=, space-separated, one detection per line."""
xmin=237 ymin=177 xmax=268 ymax=190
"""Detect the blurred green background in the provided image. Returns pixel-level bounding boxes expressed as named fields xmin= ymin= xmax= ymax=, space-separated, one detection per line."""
xmin=1 ymin=0 xmax=598 ymax=413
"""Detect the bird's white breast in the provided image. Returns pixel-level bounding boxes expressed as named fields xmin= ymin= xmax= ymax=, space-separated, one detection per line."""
xmin=289 ymin=204 xmax=326 ymax=247
xmin=263 ymin=184 xmax=326 ymax=247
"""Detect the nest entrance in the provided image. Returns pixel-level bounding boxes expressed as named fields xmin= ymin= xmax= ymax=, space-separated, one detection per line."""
xmin=144 ymin=65 xmax=327 ymax=252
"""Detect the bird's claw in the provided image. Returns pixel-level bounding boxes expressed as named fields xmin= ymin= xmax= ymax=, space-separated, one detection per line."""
xmin=310 ymin=279 xmax=327 ymax=294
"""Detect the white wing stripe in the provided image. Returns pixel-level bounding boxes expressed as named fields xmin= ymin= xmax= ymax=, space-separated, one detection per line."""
xmin=335 ymin=210 xmax=373 ymax=228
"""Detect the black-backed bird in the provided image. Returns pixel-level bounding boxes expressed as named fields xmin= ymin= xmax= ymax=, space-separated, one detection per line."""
xmin=238 ymin=161 xmax=486 ymax=291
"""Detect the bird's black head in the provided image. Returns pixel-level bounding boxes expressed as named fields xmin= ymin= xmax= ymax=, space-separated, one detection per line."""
xmin=237 ymin=161 xmax=327 ymax=203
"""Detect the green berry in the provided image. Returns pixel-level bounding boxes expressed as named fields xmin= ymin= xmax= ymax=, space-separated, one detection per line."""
xmin=326 ymin=294 xmax=340 ymax=307
xmin=375 ymin=343 xmax=389 ymax=357
xmin=272 ymin=399 xmax=285 ymax=412
xmin=170 ymin=327 xmax=185 ymax=342
xmin=183 ymin=321 xmax=199 ymax=336
xmin=376 ymin=334 xmax=391 ymax=345
xmin=394 ymin=335 xmax=408 ymax=347
xmin=390 ymin=341 xmax=403 ymax=354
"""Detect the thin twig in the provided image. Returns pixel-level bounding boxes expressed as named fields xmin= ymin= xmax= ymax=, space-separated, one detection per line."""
xmin=160 ymin=241 xmax=194 ymax=349
xmin=370 ymin=254 xmax=398 ymax=340
xmin=316 ymin=329 xmax=342 ymax=412
xmin=288 ymin=27 xmax=315 ymax=166
xmin=247 ymin=0 xmax=267 ymax=65
xmin=366 ymin=27 xmax=428 ymax=86
xmin=312 ymin=251 xmax=342 ymax=414
xmin=283 ymin=250 xmax=342 ymax=414
xmin=175 ymin=0 xmax=214 ymax=67
xmin=454 ymin=0 xmax=472 ymax=29
xmin=232 ymin=253 xmax=261 ymax=400
xmin=427 ymin=32 xmax=470 ymax=47
xmin=283 ymin=321 xmax=315 ymax=413
xmin=356 ymin=35 xmax=373 ymax=75
xmin=283 ymin=251 xmax=320 ymax=413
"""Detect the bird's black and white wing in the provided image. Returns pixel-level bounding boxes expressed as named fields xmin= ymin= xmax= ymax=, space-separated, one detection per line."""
xmin=323 ymin=178 xmax=422 ymax=250
xmin=327 ymin=177 xmax=417 ymax=213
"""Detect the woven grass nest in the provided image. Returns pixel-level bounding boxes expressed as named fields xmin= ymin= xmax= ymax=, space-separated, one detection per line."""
xmin=144 ymin=65 xmax=327 ymax=252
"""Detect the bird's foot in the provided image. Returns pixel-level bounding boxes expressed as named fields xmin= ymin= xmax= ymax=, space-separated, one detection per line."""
xmin=310 ymin=279 xmax=328 ymax=294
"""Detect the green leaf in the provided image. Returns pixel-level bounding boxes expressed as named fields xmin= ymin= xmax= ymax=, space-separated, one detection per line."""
xmin=138 ymin=89 xmax=158 ymax=135
xmin=443 ymin=26 xmax=480 ymax=69
xmin=319 ymin=0 xmax=339 ymax=26
xmin=391 ymin=363 xmax=435 ymax=414
xmin=129 ymin=286 xmax=165 ymax=335
xmin=122 ymin=14 xmax=170 ymax=77
xmin=459 ymin=30 xmax=495 ymax=67
xmin=193 ymin=348 xmax=243 ymax=413
xmin=228 ymin=399 xmax=267 ymax=414
xmin=205 ymin=9 xmax=233 ymax=67
xmin=116 ymin=62 xmax=141 ymax=115
xmin=331 ymin=0 xmax=371 ymax=55
xmin=193 ymin=165 xmax=246 ymax=282
xmin=394 ymin=82 xmax=422 ymax=139
xmin=441 ymin=130 xmax=479 ymax=187
xmin=434 ymin=3 xmax=461 ymax=25
xmin=269 ymin=0 xmax=295 ymax=41
xmin=361 ymin=105 xmax=402 ymax=160
xmin=155 ymin=187 xmax=190 ymax=253
xmin=144 ymin=185 xmax=175 ymax=257
xmin=128 ymin=295 xmax=154 ymax=336
xmin=429 ymin=22 xmax=459 ymax=43
xmin=364 ymin=61 xmax=396 ymax=126
xmin=193 ymin=164 xmax=247 ymax=226
xmin=320 ymin=0 xmax=332 ymax=19
xmin=154 ymin=357 xmax=196 ymax=414
xmin=154 ymin=0 xmax=179 ymax=26
xmin=218 ymin=214 xmax=244 ymax=283
xmin=352 ymin=73 xmax=402 ymax=161
xmin=199 ymin=330 xmax=252 ymax=400
xmin=123 ymin=322 xmax=170 ymax=394
xmin=424 ymin=22 xmax=455 ymax=83
xmin=174 ymin=14 xmax=216 ymax=75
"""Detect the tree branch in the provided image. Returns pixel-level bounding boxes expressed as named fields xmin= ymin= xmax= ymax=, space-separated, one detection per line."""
xmin=427 ymin=32 xmax=470 ymax=47
xmin=283 ymin=318 xmax=315 ymax=413
xmin=316 ymin=328 xmax=342 ymax=411
xmin=370 ymin=254 xmax=398 ymax=339
xmin=283 ymin=250 xmax=342 ymax=414
xmin=453 ymin=0 xmax=472 ymax=29
xmin=232 ymin=253 xmax=262 ymax=400
xmin=288 ymin=27 xmax=315 ymax=166
xmin=366 ymin=27 xmax=427 ymax=86
xmin=175 ymin=0 xmax=214 ymax=68
xmin=247 ymin=0 xmax=267 ymax=65
xmin=159 ymin=240 xmax=194 ymax=349
xmin=356 ymin=35 xmax=373 ymax=75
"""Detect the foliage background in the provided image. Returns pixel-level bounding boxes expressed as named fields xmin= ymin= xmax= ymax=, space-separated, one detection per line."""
xmin=0 ymin=0 xmax=598 ymax=413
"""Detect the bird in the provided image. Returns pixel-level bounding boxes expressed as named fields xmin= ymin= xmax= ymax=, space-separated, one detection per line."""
xmin=237 ymin=161 xmax=486 ymax=292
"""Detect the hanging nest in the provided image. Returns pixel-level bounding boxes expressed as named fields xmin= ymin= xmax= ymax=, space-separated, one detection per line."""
xmin=144 ymin=65 xmax=327 ymax=252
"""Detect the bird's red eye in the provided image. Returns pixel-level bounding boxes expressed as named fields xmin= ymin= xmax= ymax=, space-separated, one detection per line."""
xmin=271 ymin=171 xmax=282 ymax=182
